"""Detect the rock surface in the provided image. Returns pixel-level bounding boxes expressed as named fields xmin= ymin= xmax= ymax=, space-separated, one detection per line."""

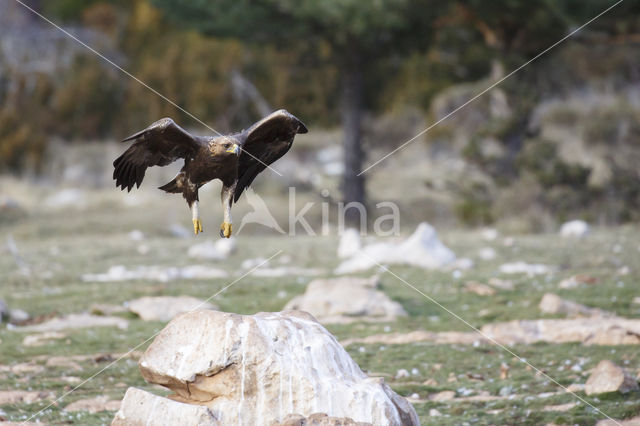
xmin=335 ymin=223 xmax=455 ymax=274
xmin=585 ymin=360 xmax=639 ymax=395
xmin=284 ymin=276 xmax=407 ymax=323
xmin=127 ymin=296 xmax=217 ymax=322
xmin=538 ymin=293 xmax=612 ymax=318
xmin=119 ymin=310 xmax=418 ymax=426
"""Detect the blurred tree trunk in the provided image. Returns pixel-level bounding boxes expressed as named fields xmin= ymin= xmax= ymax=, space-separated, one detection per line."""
xmin=340 ymin=59 xmax=366 ymax=228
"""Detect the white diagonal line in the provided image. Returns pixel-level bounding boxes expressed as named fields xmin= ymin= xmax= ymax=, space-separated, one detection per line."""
xmin=357 ymin=252 xmax=620 ymax=425
xmin=12 ymin=0 xmax=283 ymax=177
xmin=21 ymin=251 xmax=282 ymax=425
xmin=359 ymin=0 xmax=625 ymax=175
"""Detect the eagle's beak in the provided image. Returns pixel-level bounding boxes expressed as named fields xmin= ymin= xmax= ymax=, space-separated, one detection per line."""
xmin=226 ymin=144 xmax=239 ymax=155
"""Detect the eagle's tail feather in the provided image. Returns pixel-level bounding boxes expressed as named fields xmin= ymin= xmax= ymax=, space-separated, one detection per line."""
xmin=158 ymin=178 xmax=181 ymax=193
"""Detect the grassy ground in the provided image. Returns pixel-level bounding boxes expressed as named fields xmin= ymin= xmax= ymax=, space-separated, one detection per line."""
xmin=1 ymin=189 xmax=639 ymax=425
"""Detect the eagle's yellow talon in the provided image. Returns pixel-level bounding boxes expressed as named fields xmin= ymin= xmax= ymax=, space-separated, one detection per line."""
xmin=193 ymin=219 xmax=203 ymax=235
xmin=219 ymin=222 xmax=232 ymax=238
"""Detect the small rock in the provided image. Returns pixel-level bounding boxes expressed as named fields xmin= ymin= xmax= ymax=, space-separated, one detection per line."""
xmin=565 ymin=383 xmax=585 ymax=393
xmin=429 ymin=390 xmax=455 ymax=401
xmin=585 ymin=360 xmax=639 ymax=395
xmin=128 ymin=296 xmax=217 ymax=322
xmin=539 ymin=293 xmax=612 ymax=318
xmin=464 ymin=281 xmax=496 ymax=296
xmin=395 ymin=369 xmax=410 ymax=379
xmin=188 ymin=238 xmax=236 ymax=260
xmin=338 ymin=228 xmax=362 ymax=259
xmin=481 ymin=228 xmax=498 ymax=241
xmin=499 ymin=262 xmax=550 ymax=276
xmin=632 ymin=297 xmax=640 ymax=305
xmin=558 ymin=275 xmax=597 ymax=289
xmin=429 ymin=408 xmax=442 ymax=417
xmin=478 ymin=247 xmax=496 ymax=261
xmin=542 ymin=402 xmax=577 ymax=412
xmin=14 ymin=313 xmax=128 ymax=332
xmin=22 ymin=331 xmax=66 ymax=347
xmin=488 ymin=278 xmax=514 ymax=291
xmin=64 ymin=396 xmax=121 ymax=413
xmin=128 ymin=230 xmax=144 ymax=241
xmin=284 ymin=276 xmax=406 ymax=323
xmin=560 ymin=220 xmax=589 ymax=238
xmin=498 ymin=385 xmax=513 ymax=396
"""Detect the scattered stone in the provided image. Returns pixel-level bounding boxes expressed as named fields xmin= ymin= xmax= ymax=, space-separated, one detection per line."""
xmin=565 ymin=383 xmax=585 ymax=393
xmin=477 ymin=247 xmax=496 ymax=261
xmin=429 ymin=390 xmax=455 ymax=401
xmin=342 ymin=330 xmax=482 ymax=347
xmin=464 ymin=281 xmax=496 ymax=296
xmin=284 ymin=276 xmax=407 ymax=323
xmin=127 ymin=296 xmax=217 ymax=322
xmin=188 ymin=238 xmax=236 ymax=260
xmin=560 ymin=220 xmax=589 ymax=238
xmin=335 ymin=223 xmax=456 ymax=274
xmin=428 ymin=408 xmax=442 ymax=417
xmin=112 ymin=387 xmax=218 ymax=425
xmin=0 ymin=390 xmax=50 ymax=405
xmin=558 ymin=275 xmax=598 ymax=289
xmin=539 ymin=293 xmax=613 ymax=318
xmin=14 ymin=313 xmax=128 ymax=332
xmin=0 ymin=362 xmax=44 ymax=375
xmin=44 ymin=188 xmax=85 ymax=209
xmin=22 ymin=331 xmax=67 ymax=347
xmin=128 ymin=230 xmax=144 ymax=241
xmin=499 ymin=262 xmax=551 ymax=276
xmin=542 ymin=402 xmax=577 ymax=412
xmin=632 ymin=297 xmax=640 ymax=305
xmin=45 ymin=357 xmax=82 ymax=371
xmin=585 ymin=360 xmax=639 ymax=395
xmin=338 ymin=228 xmax=362 ymax=259
xmin=481 ymin=228 xmax=498 ymax=241
xmin=395 ymin=369 xmax=410 ymax=379
xmin=64 ymin=396 xmax=121 ymax=413
xmin=488 ymin=278 xmax=514 ymax=291
xmin=89 ymin=303 xmax=127 ymax=315
xmin=273 ymin=413 xmax=372 ymax=426
xmin=8 ymin=309 xmax=29 ymax=324
xmin=82 ymin=265 xmax=228 ymax=282
xmin=130 ymin=310 xmax=419 ymax=425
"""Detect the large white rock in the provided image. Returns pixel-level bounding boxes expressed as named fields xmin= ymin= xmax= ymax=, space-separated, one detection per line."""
xmin=335 ymin=223 xmax=455 ymax=274
xmin=131 ymin=310 xmax=418 ymax=426
xmin=127 ymin=296 xmax=217 ymax=322
xmin=560 ymin=220 xmax=590 ymax=238
xmin=337 ymin=228 xmax=362 ymax=259
xmin=283 ymin=276 xmax=407 ymax=323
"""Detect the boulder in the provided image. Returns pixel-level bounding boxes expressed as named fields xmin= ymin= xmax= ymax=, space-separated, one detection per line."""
xmin=284 ymin=276 xmax=407 ymax=323
xmin=127 ymin=296 xmax=217 ymax=322
xmin=538 ymin=293 xmax=613 ymax=318
xmin=111 ymin=387 xmax=219 ymax=425
xmin=560 ymin=220 xmax=589 ymax=238
xmin=585 ymin=360 xmax=639 ymax=395
xmin=121 ymin=310 xmax=418 ymax=426
xmin=337 ymin=228 xmax=362 ymax=259
xmin=335 ymin=223 xmax=455 ymax=274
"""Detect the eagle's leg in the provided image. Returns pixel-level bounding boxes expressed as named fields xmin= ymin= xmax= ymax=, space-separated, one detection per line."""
xmin=219 ymin=184 xmax=234 ymax=238
xmin=191 ymin=200 xmax=203 ymax=235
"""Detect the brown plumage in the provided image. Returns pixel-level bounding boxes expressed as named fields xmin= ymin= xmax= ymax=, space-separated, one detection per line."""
xmin=113 ymin=109 xmax=307 ymax=237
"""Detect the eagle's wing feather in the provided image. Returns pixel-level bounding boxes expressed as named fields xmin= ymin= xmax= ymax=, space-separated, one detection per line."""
xmin=113 ymin=118 xmax=202 ymax=191
xmin=235 ymin=109 xmax=307 ymax=202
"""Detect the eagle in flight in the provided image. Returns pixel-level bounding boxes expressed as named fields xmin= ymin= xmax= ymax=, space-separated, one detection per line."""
xmin=113 ymin=109 xmax=307 ymax=237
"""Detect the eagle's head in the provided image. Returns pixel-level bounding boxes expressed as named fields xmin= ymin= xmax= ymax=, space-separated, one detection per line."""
xmin=210 ymin=137 xmax=240 ymax=158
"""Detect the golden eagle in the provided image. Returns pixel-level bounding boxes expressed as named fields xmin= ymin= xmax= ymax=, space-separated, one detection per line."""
xmin=113 ymin=110 xmax=307 ymax=237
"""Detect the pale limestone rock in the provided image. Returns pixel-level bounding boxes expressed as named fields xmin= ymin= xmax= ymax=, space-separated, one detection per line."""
xmin=538 ymin=293 xmax=613 ymax=318
xmin=135 ymin=310 xmax=418 ymax=426
xmin=284 ymin=276 xmax=406 ymax=323
xmin=14 ymin=313 xmax=128 ymax=332
xmin=335 ymin=223 xmax=455 ymax=274
xmin=111 ymin=387 xmax=219 ymax=425
xmin=560 ymin=220 xmax=589 ymax=238
xmin=337 ymin=228 xmax=362 ymax=259
xmin=585 ymin=360 xmax=639 ymax=395
xmin=65 ymin=396 xmax=121 ymax=413
xmin=499 ymin=262 xmax=551 ymax=276
xmin=464 ymin=282 xmax=496 ymax=296
xmin=0 ymin=390 xmax=49 ymax=405
xmin=22 ymin=331 xmax=66 ymax=347
xmin=127 ymin=296 xmax=217 ymax=322
xmin=429 ymin=391 xmax=456 ymax=401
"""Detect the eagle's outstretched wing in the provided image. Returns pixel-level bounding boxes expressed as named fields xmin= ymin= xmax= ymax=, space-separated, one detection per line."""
xmin=234 ymin=109 xmax=308 ymax=202
xmin=113 ymin=118 xmax=203 ymax=191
